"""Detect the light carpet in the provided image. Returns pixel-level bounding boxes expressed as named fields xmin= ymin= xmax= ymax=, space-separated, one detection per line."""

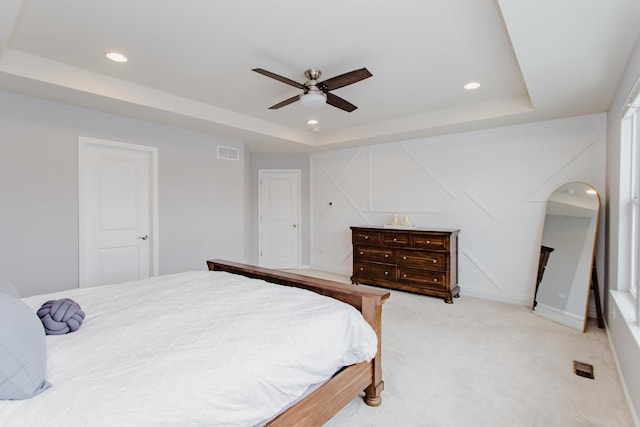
xmin=286 ymin=269 xmax=634 ymax=427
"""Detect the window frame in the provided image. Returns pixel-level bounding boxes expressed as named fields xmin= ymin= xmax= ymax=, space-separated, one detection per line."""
xmin=622 ymin=95 xmax=640 ymax=325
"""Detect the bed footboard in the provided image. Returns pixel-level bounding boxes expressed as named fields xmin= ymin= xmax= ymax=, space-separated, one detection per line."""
xmin=207 ymin=260 xmax=389 ymax=425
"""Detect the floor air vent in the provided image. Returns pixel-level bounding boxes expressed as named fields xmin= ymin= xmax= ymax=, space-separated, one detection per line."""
xmin=573 ymin=361 xmax=594 ymax=379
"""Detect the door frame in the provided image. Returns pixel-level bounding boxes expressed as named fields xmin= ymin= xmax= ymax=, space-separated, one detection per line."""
xmin=78 ymin=136 xmax=159 ymax=287
xmin=258 ymin=169 xmax=301 ymax=268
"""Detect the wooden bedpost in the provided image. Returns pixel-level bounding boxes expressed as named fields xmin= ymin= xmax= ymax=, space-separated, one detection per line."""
xmin=361 ymin=296 xmax=384 ymax=406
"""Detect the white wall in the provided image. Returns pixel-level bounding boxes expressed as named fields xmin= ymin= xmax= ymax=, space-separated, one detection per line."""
xmin=606 ymin=33 xmax=640 ymax=424
xmin=0 ymin=90 xmax=246 ymax=297
xmin=310 ymin=113 xmax=606 ymax=305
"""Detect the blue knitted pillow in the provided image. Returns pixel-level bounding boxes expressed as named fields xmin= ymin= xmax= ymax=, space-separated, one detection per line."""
xmin=0 ymin=293 xmax=51 ymax=400
xmin=37 ymin=298 xmax=85 ymax=335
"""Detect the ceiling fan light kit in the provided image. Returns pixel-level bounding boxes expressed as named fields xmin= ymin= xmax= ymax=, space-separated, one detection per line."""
xmin=299 ymin=89 xmax=327 ymax=108
xmin=252 ymin=67 xmax=372 ymax=112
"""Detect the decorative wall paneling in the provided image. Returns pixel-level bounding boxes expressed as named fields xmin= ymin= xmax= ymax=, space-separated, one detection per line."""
xmin=310 ymin=114 xmax=606 ymax=305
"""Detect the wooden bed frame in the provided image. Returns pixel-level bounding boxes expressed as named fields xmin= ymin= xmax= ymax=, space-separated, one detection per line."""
xmin=207 ymin=260 xmax=390 ymax=426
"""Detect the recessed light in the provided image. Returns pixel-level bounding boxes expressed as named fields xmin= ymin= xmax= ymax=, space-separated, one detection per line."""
xmin=307 ymin=119 xmax=318 ymax=125
xmin=105 ymin=51 xmax=128 ymax=63
xmin=464 ymin=81 xmax=481 ymax=90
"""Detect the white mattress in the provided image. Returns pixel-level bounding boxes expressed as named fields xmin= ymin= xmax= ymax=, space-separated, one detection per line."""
xmin=0 ymin=271 xmax=378 ymax=426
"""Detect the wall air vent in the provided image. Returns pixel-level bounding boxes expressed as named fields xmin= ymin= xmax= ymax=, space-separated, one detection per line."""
xmin=217 ymin=146 xmax=240 ymax=161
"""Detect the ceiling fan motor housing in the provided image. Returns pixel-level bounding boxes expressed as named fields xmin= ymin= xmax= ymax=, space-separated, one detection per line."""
xmin=304 ymin=69 xmax=322 ymax=82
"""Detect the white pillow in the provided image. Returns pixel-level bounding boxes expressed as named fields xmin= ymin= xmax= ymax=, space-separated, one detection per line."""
xmin=0 ymin=293 xmax=51 ymax=399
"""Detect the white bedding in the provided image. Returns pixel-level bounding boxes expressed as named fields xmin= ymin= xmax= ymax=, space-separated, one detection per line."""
xmin=0 ymin=271 xmax=378 ymax=426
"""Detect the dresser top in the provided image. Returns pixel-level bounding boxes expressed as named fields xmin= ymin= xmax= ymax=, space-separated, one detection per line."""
xmin=351 ymin=225 xmax=460 ymax=234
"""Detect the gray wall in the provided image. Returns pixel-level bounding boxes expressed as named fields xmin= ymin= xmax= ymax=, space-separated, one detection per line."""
xmin=243 ymin=147 xmax=254 ymax=264
xmin=250 ymin=153 xmax=310 ymax=266
xmin=0 ymin=90 xmax=245 ymax=297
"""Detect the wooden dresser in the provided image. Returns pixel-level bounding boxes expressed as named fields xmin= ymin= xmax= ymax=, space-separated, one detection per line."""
xmin=350 ymin=226 xmax=460 ymax=303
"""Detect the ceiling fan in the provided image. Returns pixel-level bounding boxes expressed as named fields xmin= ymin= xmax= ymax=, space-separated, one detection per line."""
xmin=252 ymin=67 xmax=372 ymax=112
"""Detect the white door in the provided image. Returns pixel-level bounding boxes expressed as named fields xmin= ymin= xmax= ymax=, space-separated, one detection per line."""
xmin=259 ymin=170 xmax=300 ymax=269
xmin=79 ymin=137 xmax=158 ymax=287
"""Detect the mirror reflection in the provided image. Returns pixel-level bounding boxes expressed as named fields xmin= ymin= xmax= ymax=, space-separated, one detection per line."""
xmin=533 ymin=182 xmax=600 ymax=332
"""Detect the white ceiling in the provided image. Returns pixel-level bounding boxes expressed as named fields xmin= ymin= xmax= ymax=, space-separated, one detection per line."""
xmin=1 ymin=0 xmax=639 ymax=153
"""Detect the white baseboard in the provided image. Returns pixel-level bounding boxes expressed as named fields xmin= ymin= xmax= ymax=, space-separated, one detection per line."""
xmin=308 ymin=264 xmax=351 ymax=276
xmin=608 ymin=291 xmax=640 ymax=427
xmin=460 ymin=287 xmax=533 ymax=306
xmin=606 ymin=323 xmax=640 ymax=427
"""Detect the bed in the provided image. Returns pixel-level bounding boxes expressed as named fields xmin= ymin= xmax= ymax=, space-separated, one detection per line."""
xmin=0 ymin=260 xmax=389 ymax=426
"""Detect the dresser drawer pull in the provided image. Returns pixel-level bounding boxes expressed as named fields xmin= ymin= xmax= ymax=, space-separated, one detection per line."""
xmin=385 ymin=271 xmax=389 ymax=275
xmin=360 ymin=267 xmax=364 ymax=271
xmin=427 ymin=240 xmax=431 ymax=244
xmin=364 ymin=236 xmax=369 ymax=239
xmin=360 ymin=251 xmax=364 ymax=255
xmin=403 ymin=274 xmax=407 ymax=278
xmin=433 ymin=278 xmax=438 ymax=282
xmin=393 ymin=238 xmax=397 ymax=242
xmin=384 ymin=254 xmax=389 ymax=258
xmin=402 ymin=255 xmax=438 ymax=263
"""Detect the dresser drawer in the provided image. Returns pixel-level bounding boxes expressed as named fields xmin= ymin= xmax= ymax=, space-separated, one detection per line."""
xmin=380 ymin=232 xmax=410 ymax=247
xmin=411 ymin=234 xmax=448 ymax=251
xmin=397 ymin=250 xmax=447 ymax=272
xmin=353 ymin=230 xmax=379 ymax=244
xmin=354 ymin=246 xmax=395 ymax=263
xmin=354 ymin=262 xmax=396 ymax=280
xmin=398 ymin=267 xmax=447 ymax=289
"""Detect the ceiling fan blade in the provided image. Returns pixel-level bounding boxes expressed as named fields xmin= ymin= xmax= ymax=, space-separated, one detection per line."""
xmin=317 ymin=68 xmax=372 ymax=92
xmin=269 ymin=95 xmax=301 ymax=109
xmin=252 ymin=68 xmax=306 ymax=89
xmin=326 ymin=93 xmax=357 ymax=112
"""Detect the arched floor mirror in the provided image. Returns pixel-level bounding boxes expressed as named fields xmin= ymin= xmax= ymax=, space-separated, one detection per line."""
xmin=533 ymin=182 xmax=600 ymax=332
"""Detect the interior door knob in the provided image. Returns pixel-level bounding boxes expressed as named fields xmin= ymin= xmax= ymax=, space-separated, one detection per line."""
xmin=138 ymin=235 xmax=149 ymax=240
